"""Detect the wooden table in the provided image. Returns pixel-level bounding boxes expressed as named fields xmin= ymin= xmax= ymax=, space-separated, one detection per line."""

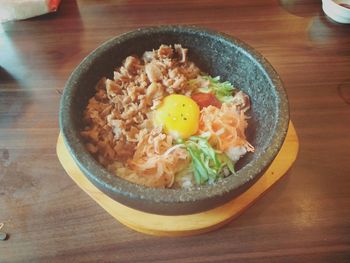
xmin=1 ymin=0 xmax=350 ymax=262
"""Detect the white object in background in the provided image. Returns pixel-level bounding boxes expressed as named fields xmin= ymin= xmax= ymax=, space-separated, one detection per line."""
xmin=0 ymin=0 xmax=61 ymax=23
xmin=322 ymin=0 xmax=350 ymax=24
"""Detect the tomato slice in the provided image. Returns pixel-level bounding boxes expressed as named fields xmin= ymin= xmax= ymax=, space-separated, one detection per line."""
xmin=191 ymin=93 xmax=221 ymax=109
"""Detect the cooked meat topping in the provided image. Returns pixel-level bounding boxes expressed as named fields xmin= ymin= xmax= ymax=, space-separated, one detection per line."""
xmin=81 ymin=44 xmax=200 ymax=178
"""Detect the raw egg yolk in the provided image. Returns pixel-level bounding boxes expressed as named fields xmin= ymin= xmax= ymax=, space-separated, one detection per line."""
xmin=155 ymin=94 xmax=200 ymax=139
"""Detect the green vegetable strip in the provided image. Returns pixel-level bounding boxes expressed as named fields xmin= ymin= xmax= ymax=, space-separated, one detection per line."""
xmin=187 ymin=146 xmax=206 ymax=184
xmin=218 ymin=153 xmax=236 ymax=174
xmin=190 ymin=136 xmax=220 ymax=169
xmin=181 ymin=135 xmax=235 ymax=185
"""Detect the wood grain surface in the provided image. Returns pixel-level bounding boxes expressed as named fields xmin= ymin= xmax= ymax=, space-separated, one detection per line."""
xmin=1 ymin=0 xmax=350 ymax=262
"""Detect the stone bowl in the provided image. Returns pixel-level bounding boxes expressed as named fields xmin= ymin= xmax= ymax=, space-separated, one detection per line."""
xmin=59 ymin=25 xmax=289 ymax=215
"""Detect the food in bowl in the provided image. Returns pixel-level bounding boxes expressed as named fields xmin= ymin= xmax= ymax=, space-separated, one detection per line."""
xmin=60 ymin=26 xmax=289 ymax=215
xmin=80 ymin=44 xmax=254 ymax=189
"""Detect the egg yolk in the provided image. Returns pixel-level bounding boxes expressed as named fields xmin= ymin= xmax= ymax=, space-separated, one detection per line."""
xmin=155 ymin=94 xmax=200 ymax=139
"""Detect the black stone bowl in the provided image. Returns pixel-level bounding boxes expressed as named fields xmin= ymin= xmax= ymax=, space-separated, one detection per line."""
xmin=59 ymin=25 xmax=289 ymax=215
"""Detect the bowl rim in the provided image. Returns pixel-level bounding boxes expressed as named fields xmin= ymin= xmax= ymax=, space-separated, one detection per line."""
xmin=59 ymin=25 xmax=289 ymax=204
xmin=322 ymin=0 xmax=350 ymax=24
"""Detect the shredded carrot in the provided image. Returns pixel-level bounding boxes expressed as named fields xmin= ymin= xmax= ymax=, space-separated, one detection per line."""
xmin=198 ymin=103 xmax=254 ymax=152
xmin=127 ymin=127 xmax=189 ymax=188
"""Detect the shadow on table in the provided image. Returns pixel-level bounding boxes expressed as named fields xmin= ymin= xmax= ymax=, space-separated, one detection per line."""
xmin=308 ymin=12 xmax=350 ymax=44
xmin=1 ymin=0 xmax=84 ymax=93
xmin=0 ymin=67 xmax=32 ymax=129
xmin=279 ymin=0 xmax=321 ymax=17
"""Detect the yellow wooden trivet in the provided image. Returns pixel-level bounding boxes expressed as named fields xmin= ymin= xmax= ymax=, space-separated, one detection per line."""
xmin=57 ymin=122 xmax=298 ymax=237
